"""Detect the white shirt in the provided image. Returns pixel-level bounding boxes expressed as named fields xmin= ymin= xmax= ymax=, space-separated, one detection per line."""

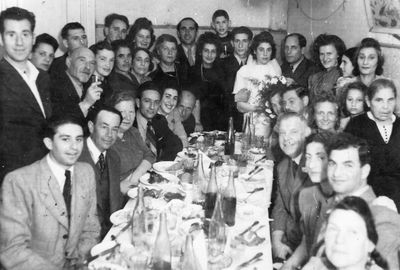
xmin=87 ymin=137 xmax=106 ymax=164
xmin=367 ymin=111 xmax=395 ymax=143
xmin=46 ymin=154 xmax=74 ymax=192
xmin=9 ymin=59 xmax=46 ymax=117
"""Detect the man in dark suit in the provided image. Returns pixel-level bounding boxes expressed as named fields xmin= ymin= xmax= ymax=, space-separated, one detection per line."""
xmin=271 ymin=112 xmax=312 ymax=260
xmin=0 ymin=115 xmax=100 ymax=269
xmin=176 ymin=17 xmax=198 ymax=68
xmin=178 ymin=90 xmax=197 ymax=135
xmin=51 ymin=47 xmax=102 ymax=120
xmin=49 ymin=22 xmax=88 ymax=79
xmin=222 ymin=26 xmax=253 ymax=131
xmin=0 ymin=7 xmax=52 ymax=182
xmin=78 ymin=106 xmax=123 ymax=238
xmin=281 ymin=33 xmax=319 ymax=88
xmin=103 ymin=13 xmax=129 ymax=44
xmin=134 ymin=81 xmax=183 ymax=161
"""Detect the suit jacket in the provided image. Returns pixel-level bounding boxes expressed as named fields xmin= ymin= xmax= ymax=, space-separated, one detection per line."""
xmin=0 ymin=59 xmax=52 ymax=181
xmin=281 ymin=57 xmax=319 ymax=88
xmin=50 ymin=70 xmax=86 ymax=120
xmin=0 ymin=157 xmax=100 ymax=270
xmin=134 ymin=114 xmax=183 ymax=162
xmin=176 ymin=44 xmax=193 ymax=69
xmin=271 ymin=154 xmax=311 ymax=250
xmin=49 ymin=53 xmax=67 ymax=80
xmin=311 ymin=186 xmax=400 ymax=270
xmin=78 ymin=141 xmax=123 ymax=237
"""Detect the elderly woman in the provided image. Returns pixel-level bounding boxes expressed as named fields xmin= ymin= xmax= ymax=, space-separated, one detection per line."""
xmin=110 ymin=91 xmax=155 ymax=194
xmin=188 ymin=32 xmax=227 ymax=131
xmin=311 ymin=93 xmax=340 ymax=133
xmin=233 ymin=31 xmax=282 ymax=140
xmin=308 ymin=34 xmax=346 ymax=101
xmin=324 ymin=196 xmax=388 ymax=270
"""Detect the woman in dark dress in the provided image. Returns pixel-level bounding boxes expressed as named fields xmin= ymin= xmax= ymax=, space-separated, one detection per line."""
xmin=188 ymin=32 xmax=227 ymax=131
xmin=345 ymin=78 xmax=400 ymax=210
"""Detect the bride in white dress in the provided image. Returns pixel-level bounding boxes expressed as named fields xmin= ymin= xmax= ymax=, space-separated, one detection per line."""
xmin=233 ymin=31 xmax=282 ymax=140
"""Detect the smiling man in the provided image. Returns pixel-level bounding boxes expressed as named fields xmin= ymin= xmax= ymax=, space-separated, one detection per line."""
xmin=0 ymin=115 xmax=100 ymax=269
xmin=271 ymin=112 xmax=312 ymax=261
xmin=176 ymin=17 xmax=198 ymax=67
xmin=0 ymin=7 xmax=52 ymax=181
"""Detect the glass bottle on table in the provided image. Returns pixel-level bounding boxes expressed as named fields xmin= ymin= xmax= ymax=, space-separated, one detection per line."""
xmin=242 ymin=114 xmax=252 ymax=151
xmin=131 ymin=186 xmax=147 ymax=244
xmin=222 ymin=169 xmax=237 ymax=226
xmin=208 ymin=192 xmax=227 ymax=264
xmin=224 ymin=116 xmax=235 ymax=156
xmin=192 ymin=152 xmax=207 ymax=203
xmin=152 ymin=212 xmax=171 ymax=270
xmin=204 ymin=163 xmax=218 ymax=219
xmin=180 ymin=234 xmax=201 ymax=270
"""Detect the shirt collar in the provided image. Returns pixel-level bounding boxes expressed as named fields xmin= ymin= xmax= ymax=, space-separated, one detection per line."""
xmin=46 ymin=154 xmax=74 ymax=189
xmin=291 ymin=56 xmax=305 ymax=71
xmin=234 ymin=54 xmax=247 ymax=66
xmin=335 ymin=185 xmax=370 ymax=201
xmin=87 ymin=137 xmax=106 ymax=164
xmin=367 ymin=111 xmax=396 ymax=124
xmin=292 ymin=154 xmax=302 ymax=165
xmin=7 ymin=58 xmax=39 ymax=81
xmin=66 ymin=71 xmax=83 ymax=95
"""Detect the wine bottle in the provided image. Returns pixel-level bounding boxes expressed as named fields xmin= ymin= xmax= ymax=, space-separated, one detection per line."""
xmin=208 ymin=193 xmax=227 ymax=261
xmin=131 ymin=186 xmax=147 ymax=244
xmin=204 ymin=163 xmax=218 ymax=219
xmin=152 ymin=212 xmax=171 ymax=270
xmin=192 ymin=152 xmax=207 ymax=203
xmin=180 ymin=234 xmax=201 ymax=270
xmin=224 ymin=116 xmax=235 ymax=156
xmin=222 ymin=170 xmax=237 ymax=226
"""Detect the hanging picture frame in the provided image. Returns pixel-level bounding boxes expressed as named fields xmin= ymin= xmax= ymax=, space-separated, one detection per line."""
xmin=365 ymin=0 xmax=400 ymax=35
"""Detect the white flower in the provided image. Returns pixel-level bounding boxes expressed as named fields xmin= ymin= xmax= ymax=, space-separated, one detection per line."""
xmin=271 ymin=77 xmax=278 ymax=84
xmin=280 ymin=76 xmax=287 ymax=85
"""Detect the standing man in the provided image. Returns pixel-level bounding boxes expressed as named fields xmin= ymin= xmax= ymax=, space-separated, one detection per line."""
xmin=176 ymin=17 xmax=198 ymax=68
xmin=271 ymin=112 xmax=312 ymax=260
xmin=281 ymin=33 xmax=319 ymax=88
xmin=103 ymin=13 xmax=129 ymax=44
xmin=134 ymin=81 xmax=183 ymax=161
xmin=0 ymin=115 xmax=100 ymax=269
xmin=78 ymin=106 xmax=123 ymax=238
xmin=222 ymin=26 xmax=253 ymax=130
xmin=49 ymin=22 xmax=88 ymax=79
xmin=0 ymin=7 xmax=52 ymax=182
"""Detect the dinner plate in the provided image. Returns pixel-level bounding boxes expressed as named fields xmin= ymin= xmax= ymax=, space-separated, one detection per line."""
xmin=110 ymin=209 xmax=131 ymax=225
xmin=139 ymin=172 xmax=180 ymax=187
xmin=153 ymin=161 xmax=183 ymax=175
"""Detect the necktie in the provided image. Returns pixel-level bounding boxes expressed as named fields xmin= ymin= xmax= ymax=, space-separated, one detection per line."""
xmin=290 ymin=64 xmax=295 ymax=73
xmin=240 ymin=61 xmax=244 ymax=67
xmin=187 ymin=46 xmax=195 ymax=66
xmin=97 ymin=153 xmax=105 ymax=173
xmin=146 ymin=121 xmax=157 ymax=155
xmin=63 ymin=170 xmax=72 ymax=219
xmin=292 ymin=160 xmax=298 ymax=177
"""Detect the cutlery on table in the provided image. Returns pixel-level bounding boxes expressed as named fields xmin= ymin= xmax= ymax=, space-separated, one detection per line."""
xmin=245 ymin=167 xmax=264 ymax=180
xmin=242 ymin=187 xmax=264 ymax=202
xmin=238 ymin=220 xmax=259 ymax=237
xmin=236 ymin=252 xmax=263 ymax=269
xmin=254 ymin=155 xmax=267 ymax=163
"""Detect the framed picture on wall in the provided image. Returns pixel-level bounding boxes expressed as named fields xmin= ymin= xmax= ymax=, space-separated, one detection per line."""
xmin=365 ymin=0 xmax=400 ymax=34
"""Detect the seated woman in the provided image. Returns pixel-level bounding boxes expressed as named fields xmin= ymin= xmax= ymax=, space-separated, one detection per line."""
xmin=281 ymin=131 xmax=334 ymax=269
xmin=339 ymin=81 xmax=367 ymax=130
xmin=324 ymin=196 xmax=388 ymax=270
xmin=158 ymin=83 xmax=188 ymax=147
xmin=311 ymin=93 xmax=340 ymax=133
xmin=308 ymin=34 xmax=346 ymax=101
xmin=110 ymin=91 xmax=156 ymax=194
xmin=188 ymin=32 xmax=227 ymax=131
xmin=345 ymin=78 xmax=400 ymax=211
xmin=233 ymin=31 xmax=282 ymax=140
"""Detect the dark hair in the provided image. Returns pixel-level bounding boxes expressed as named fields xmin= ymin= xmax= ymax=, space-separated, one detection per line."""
xmin=284 ymin=33 xmax=307 ymax=48
xmin=312 ymin=34 xmax=346 ymax=68
xmin=61 ymin=22 xmax=85 ymax=39
xmin=89 ymin=40 xmax=114 ymax=55
xmin=104 ymin=13 xmax=129 ymax=28
xmin=250 ymin=31 xmax=276 ymax=60
xmin=87 ymin=105 xmax=123 ymax=125
xmin=33 ymin=33 xmax=59 ymax=52
xmin=367 ymin=78 xmax=397 ymax=101
xmin=153 ymin=34 xmax=178 ymax=60
xmin=328 ymin=132 xmax=370 ymax=166
xmin=0 ymin=7 xmax=35 ymax=34
xmin=111 ymin=39 xmax=131 ymax=54
xmin=281 ymin=84 xmax=309 ymax=99
xmin=126 ymin=17 xmax=155 ymax=49
xmin=137 ymin=81 xmax=162 ymax=99
xmin=212 ymin=9 xmax=229 ymax=21
xmin=177 ymin=17 xmax=199 ymax=31
xmin=160 ymin=80 xmax=181 ymax=97
xmin=305 ymin=130 xmax=335 ymax=154
xmin=196 ymin=31 xmax=222 ymax=63
xmin=132 ymin=46 xmax=152 ymax=61
xmin=110 ymin=90 xmax=135 ymax=107
xmin=340 ymin=81 xmax=368 ymax=117
xmin=354 ymin=38 xmax=384 ymax=76
xmin=231 ymin=26 xmax=253 ymax=41
xmin=327 ymin=196 xmax=388 ymax=270
xmin=311 ymin=93 xmax=339 ymax=131
xmin=42 ymin=114 xmax=84 ymax=139
xmin=341 ymin=47 xmax=358 ymax=75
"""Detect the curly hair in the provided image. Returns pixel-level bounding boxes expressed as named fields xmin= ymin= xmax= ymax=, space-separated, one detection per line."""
xmin=250 ymin=31 xmax=276 ymax=61
xmin=353 ymin=38 xmax=384 ymax=76
xmin=312 ymin=33 xmax=346 ymax=69
xmin=126 ymin=17 xmax=155 ymax=49
xmin=196 ymin=31 xmax=222 ymax=64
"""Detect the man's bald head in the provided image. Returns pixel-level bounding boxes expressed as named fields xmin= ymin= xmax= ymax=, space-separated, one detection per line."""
xmin=66 ymin=47 xmax=96 ymax=83
xmin=178 ymin=90 xmax=196 ymax=121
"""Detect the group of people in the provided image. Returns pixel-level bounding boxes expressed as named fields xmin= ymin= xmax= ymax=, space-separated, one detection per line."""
xmin=0 ymin=4 xmax=400 ymax=270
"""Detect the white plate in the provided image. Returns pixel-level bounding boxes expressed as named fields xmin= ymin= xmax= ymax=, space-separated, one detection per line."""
xmin=127 ymin=187 xmax=138 ymax=199
xmin=110 ymin=209 xmax=131 ymax=225
xmin=153 ymin=161 xmax=183 ymax=175
xmin=90 ymin=240 xmax=117 ymax=256
xmin=140 ymin=172 xmax=180 ymax=187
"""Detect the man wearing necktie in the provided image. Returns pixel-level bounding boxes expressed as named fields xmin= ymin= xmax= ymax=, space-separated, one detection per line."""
xmin=271 ymin=112 xmax=312 ymax=261
xmin=0 ymin=115 xmax=100 ymax=269
xmin=79 ymin=106 xmax=124 ymax=238
xmin=176 ymin=17 xmax=198 ymax=68
xmin=134 ymin=81 xmax=183 ymax=161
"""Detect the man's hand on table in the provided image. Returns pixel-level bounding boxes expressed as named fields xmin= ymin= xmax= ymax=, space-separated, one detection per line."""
xmin=272 ymin=241 xmax=293 ymax=261
xmin=120 ymin=173 xmax=139 ymax=194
